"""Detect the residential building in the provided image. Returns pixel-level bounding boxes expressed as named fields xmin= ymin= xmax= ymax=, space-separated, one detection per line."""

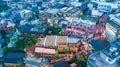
xmin=62 ymin=16 xmax=106 ymax=41
xmin=105 ymin=13 xmax=120 ymax=42
xmin=25 ymin=55 xmax=49 ymax=67
xmin=97 ymin=3 xmax=110 ymax=13
xmin=0 ymin=19 xmax=15 ymax=33
xmin=98 ymin=12 xmax=108 ymax=24
xmin=19 ymin=9 xmax=33 ymax=20
xmin=87 ymin=40 xmax=120 ymax=67
xmin=18 ymin=24 xmax=48 ymax=35
xmin=17 ymin=2 xmax=24 ymax=9
xmin=39 ymin=9 xmax=60 ymax=26
xmin=97 ymin=2 xmax=118 ymax=13
xmin=64 ymin=16 xmax=97 ymax=36
xmin=3 ymin=52 xmax=26 ymax=65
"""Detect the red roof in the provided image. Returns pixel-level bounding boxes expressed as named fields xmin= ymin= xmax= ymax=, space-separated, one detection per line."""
xmin=35 ymin=47 xmax=56 ymax=54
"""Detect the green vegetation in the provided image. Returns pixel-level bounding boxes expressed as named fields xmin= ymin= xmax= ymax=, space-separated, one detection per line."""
xmin=28 ymin=17 xmax=36 ymax=22
xmin=49 ymin=27 xmax=61 ymax=35
xmin=68 ymin=57 xmax=77 ymax=64
xmin=54 ymin=54 xmax=60 ymax=60
xmin=3 ymin=34 xmax=37 ymax=54
xmin=80 ymin=15 xmax=86 ymax=20
xmin=58 ymin=48 xmax=76 ymax=54
xmin=9 ymin=28 xmax=16 ymax=36
xmin=67 ymin=55 xmax=88 ymax=67
xmin=15 ymin=39 xmax=36 ymax=49
xmin=37 ymin=27 xmax=41 ymax=31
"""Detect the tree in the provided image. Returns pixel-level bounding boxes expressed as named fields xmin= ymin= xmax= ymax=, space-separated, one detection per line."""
xmin=54 ymin=54 xmax=60 ymax=60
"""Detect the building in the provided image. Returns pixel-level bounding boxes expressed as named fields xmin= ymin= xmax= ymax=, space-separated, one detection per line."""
xmin=25 ymin=45 xmax=50 ymax=67
xmin=35 ymin=35 xmax=80 ymax=57
xmin=89 ymin=40 xmax=106 ymax=51
xmin=64 ymin=16 xmax=97 ymax=36
xmin=36 ymin=35 xmax=80 ymax=48
xmin=0 ymin=19 xmax=15 ymax=33
xmin=18 ymin=24 xmax=48 ymax=35
xmin=97 ymin=2 xmax=118 ymax=13
xmin=3 ymin=52 xmax=26 ymax=65
xmin=17 ymin=2 xmax=24 ymax=9
xmin=62 ymin=16 xmax=106 ymax=41
xmin=25 ymin=56 xmax=49 ymax=67
xmin=19 ymin=9 xmax=33 ymax=20
xmin=53 ymin=60 xmax=70 ymax=67
xmin=105 ymin=13 xmax=120 ymax=42
xmin=87 ymin=40 xmax=120 ymax=67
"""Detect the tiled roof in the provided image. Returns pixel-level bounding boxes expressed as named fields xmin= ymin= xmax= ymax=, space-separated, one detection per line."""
xmin=35 ymin=47 xmax=56 ymax=54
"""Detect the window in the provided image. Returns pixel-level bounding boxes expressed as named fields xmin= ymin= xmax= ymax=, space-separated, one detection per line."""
xmin=108 ymin=59 xmax=111 ymax=62
xmin=77 ymin=27 xmax=80 ymax=30
xmin=74 ymin=27 xmax=77 ymax=30
xmin=67 ymin=26 xmax=72 ymax=29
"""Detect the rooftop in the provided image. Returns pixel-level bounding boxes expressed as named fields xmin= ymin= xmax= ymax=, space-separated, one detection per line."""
xmin=89 ymin=40 xmax=106 ymax=51
xmin=3 ymin=52 xmax=26 ymax=64
xmin=45 ymin=9 xmax=59 ymax=14
xmin=68 ymin=37 xmax=80 ymax=44
xmin=107 ymin=19 xmax=120 ymax=30
xmin=19 ymin=9 xmax=31 ymax=13
xmin=89 ymin=52 xmax=120 ymax=67
xmin=25 ymin=57 xmax=49 ymax=66
xmin=18 ymin=24 xmax=48 ymax=34
xmin=66 ymin=17 xmax=97 ymax=28
xmin=97 ymin=2 xmax=118 ymax=8
xmin=52 ymin=3 xmax=66 ymax=8
xmin=109 ymin=14 xmax=120 ymax=26
xmin=36 ymin=36 xmax=80 ymax=47
xmin=35 ymin=47 xmax=56 ymax=54
xmin=102 ymin=41 xmax=120 ymax=59
xmin=53 ymin=60 xmax=70 ymax=67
